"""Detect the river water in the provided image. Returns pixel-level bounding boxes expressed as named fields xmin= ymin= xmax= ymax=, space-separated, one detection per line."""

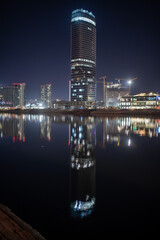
xmin=0 ymin=114 xmax=160 ymax=238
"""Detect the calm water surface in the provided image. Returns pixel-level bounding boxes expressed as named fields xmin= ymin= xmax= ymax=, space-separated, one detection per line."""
xmin=0 ymin=114 xmax=160 ymax=238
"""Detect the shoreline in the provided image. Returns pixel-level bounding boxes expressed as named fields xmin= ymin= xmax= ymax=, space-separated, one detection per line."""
xmin=0 ymin=108 xmax=160 ymax=117
xmin=0 ymin=203 xmax=45 ymax=240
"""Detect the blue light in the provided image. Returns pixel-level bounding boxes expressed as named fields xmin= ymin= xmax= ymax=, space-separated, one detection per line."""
xmin=71 ymin=16 xmax=96 ymax=26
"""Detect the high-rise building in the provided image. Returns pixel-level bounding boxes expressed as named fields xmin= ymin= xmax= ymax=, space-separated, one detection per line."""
xmin=71 ymin=9 xmax=96 ymax=102
xmin=40 ymin=83 xmax=52 ymax=108
xmin=0 ymin=83 xmax=26 ymax=108
xmin=0 ymin=85 xmax=14 ymax=107
xmin=12 ymin=83 xmax=26 ymax=108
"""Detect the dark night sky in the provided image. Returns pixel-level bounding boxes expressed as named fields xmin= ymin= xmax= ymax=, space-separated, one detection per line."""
xmin=0 ymin=0 xmax=160 ymax=100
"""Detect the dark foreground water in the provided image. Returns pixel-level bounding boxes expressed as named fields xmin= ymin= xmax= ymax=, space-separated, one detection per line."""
xmin=0 ymin=114 xmax=160 ymax=238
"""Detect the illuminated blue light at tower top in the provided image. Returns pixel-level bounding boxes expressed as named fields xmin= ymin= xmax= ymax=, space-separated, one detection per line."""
xmin=71 ymin=9 xmax=96 ymax=102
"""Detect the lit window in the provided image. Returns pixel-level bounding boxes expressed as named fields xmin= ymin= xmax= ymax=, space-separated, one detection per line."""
xmin=71 ymin=58 xmax=96 ymax=65
xmin=73 ymin=63 xmax=92 ymax=68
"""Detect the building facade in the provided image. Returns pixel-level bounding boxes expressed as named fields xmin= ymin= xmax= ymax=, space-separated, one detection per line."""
xmin=12 ymin=83 xmax=26 ymax=108
xmin=119 ymin=92 xmax=160 ymax=109
xmin=0 ymin=86 xmax=14 ymax=107
xmin=0 ymin=83 xmax=26 ymax=108
xmin=71 ymin=9 xmax=96 ymax=102
xmin=40 ymin=84 xmax=52 ymax=108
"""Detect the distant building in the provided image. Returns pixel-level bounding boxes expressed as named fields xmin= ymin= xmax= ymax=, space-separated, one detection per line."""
xmin=0 ymin=83 xmax=26 ymax=108
xmin=0 ymin=85 xmax=14 ymax=107
xmin=12 ymin=83 xmax=26 ymax=108
xmin=53 ymin=100 xmax=96 ymax=109
xmin=105 ymin=83 xmax=129 ymax=107
xmin=119 ymin=92 xmax=160 ymax=109
xmin=71 ymin=9 xmax=96 ymax=102
xmin=40 ymin=84 xmax=52 ymax=108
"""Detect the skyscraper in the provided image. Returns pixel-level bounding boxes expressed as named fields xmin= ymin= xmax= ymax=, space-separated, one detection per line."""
xmin=12 ymin=83 xmax=26 ymax=108
xmin=0 ymin=83 xmax=26 ymax=108
xmin=71 ymin=9 xmax=96 ymax=102
xmin=40 ymin=83 xmax=52 ymax=108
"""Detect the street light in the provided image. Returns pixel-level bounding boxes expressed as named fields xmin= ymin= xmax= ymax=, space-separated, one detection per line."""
xmin=128 ymin=80 xmax=132 ymax=94
xmin=128 ymin=80 xmax=132 ymax=84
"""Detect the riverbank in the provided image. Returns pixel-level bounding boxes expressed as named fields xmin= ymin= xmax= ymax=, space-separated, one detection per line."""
xmin=1 ymin=108 xmax=160 ymax=117
xmin=0 ymin=204 xmax=45 ymax=240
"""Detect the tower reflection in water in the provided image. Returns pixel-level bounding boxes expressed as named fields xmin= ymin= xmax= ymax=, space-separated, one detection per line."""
xmin=69 ymin=117 xmax=96 ymax=218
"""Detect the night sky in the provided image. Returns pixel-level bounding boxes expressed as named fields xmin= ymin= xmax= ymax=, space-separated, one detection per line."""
xmin=1 ymin=0 xmax=160 ymax=100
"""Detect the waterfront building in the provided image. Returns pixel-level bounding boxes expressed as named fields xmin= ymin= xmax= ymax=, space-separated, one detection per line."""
xmin=12 ymin=83 xmax=26 ymax=108
xmin=71 ymin=9 xmax=96 ymax=102
xmin=0 ymin=83 xmax=26 ymax=108
xmin=119 ymin=92 xmax=160 ymax=109
xmin=0 ymin=85 xmax=14 ymax=107
xmin=40 ymin=84 xmax=52 ymax=108
xmin=53 ymin=99 xmax=96 ymax=109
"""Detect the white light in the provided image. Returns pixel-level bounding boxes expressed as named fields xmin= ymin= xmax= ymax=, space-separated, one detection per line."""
xmin=71 ymin=16 xmax=96 ymax=26
xmin=128 ymin=138 xmax=131 ymax=147
xmin=128 ymin=80 xmax=132 ymax=84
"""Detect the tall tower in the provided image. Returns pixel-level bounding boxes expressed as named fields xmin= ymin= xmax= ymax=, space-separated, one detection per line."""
xmin=12 ymin=83 xmax=26 ymax=108
xmin=71 ymin=9 xmax=96 ymax=102
xmin=40 ymin=83 xmax=52 ymax=108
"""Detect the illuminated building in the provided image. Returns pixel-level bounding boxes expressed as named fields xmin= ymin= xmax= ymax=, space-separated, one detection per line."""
xmin=69 ymin=118 xmax=96 ymax=218
xmin=71 ymin=9 xmax=96 ymax=102
xmin=105 ymin=83 xmax=129 ymax=107
xmin=119 ymin=92 xmax=160 ymax=109
xmin=12 ymin=83 xmax=26 ymax=108
xmin=53 ymin=99 xmax=96 ymax=109
xmin=40 ymin=84 xmax=52 ymax=108
xmin=0 ymin=85 xmax=14 ymax=107
xmin=0 ymin=83 xmax=26 ymax=108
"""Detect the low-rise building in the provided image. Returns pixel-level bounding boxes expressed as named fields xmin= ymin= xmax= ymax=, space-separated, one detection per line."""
xmin=119 ymin=92 xmax=160 ymax=109
xmin=53 ymin=100 xmax=96 ymax=109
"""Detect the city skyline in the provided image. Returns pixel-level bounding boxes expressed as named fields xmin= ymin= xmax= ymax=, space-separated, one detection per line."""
xmin=1 ymin=0 xmax=160 ymax=100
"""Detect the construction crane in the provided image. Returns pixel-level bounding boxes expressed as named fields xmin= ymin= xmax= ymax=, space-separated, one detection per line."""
xmin=115 ymin=77 xmax=138 ymax=94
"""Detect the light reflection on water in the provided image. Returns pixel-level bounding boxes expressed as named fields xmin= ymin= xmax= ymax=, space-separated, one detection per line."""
xmin=0 ymin=114 xmax=160 ymax=143
xmin=0 ymin=113 xmax=160 ymax=237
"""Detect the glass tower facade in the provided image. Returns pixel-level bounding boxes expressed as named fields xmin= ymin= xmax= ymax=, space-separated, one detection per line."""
xmin=71 ymin=9 xmax=96 ymax=102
